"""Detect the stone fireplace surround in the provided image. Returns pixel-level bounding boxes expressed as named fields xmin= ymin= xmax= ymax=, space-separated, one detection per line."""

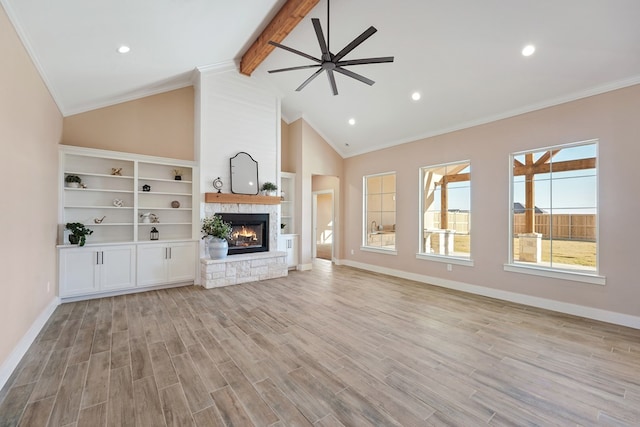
xmin=200 ymin=200 xmax=287 ymax=288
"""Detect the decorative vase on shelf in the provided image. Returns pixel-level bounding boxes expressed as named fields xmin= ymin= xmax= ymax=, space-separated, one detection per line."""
xmin=207 ymin=236 xmax=229 ymax=260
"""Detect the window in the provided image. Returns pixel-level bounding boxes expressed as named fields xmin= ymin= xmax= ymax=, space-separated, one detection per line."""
xmin=363 ymin=172 xmax=396 ymax=252
xmin=509 ymin=140 xmax=599 ymax=278
xmin=418 ymin=161 xmax=471 ymax=262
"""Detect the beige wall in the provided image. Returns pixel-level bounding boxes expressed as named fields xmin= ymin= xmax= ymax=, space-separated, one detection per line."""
xmin=343 ymin=84 xmax=640 ymax=318
xmin=281 ymin=119 xmax=294 ymax=173
xmin=288 ymin=119 xmax=303 ymax=237
xmin=62 ymin=87 xmax=195 ymax=161
xmin=312 ymin=175 xmax=340 ymax=193
xmin=0 ymin=4 xmax=62 ymax=370
xmin=290 ymin=120 xmax=343 ymax=266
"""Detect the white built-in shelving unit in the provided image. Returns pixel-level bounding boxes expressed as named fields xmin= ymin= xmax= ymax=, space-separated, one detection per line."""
xmin=58 ymin=145 xmax=199 ymax=299
xmin=278 ymin=172 xmax=298 ymax=269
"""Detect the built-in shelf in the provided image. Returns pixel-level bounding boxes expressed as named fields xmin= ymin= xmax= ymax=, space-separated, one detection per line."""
xmin=204 ymin=193 xmax=281 ymax=205
xmin=60 ymin=145 xmax=197 ymax=245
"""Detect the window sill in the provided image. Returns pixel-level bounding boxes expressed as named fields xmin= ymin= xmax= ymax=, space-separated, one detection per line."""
xmin=503 ymin=263 xmax=605 ymax=285
xmin=361 ymin=246 xmax=397 ymax=256
xmin=416 ymin=253 xmax=474 ymax=267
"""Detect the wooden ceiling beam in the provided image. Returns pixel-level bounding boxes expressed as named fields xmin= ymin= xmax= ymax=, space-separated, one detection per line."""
xmin=240 ymin=0 xmax=320 ymax=76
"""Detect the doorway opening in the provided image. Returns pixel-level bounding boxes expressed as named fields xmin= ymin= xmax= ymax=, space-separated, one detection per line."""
xmin=313 ymin=190 xmax=334 ymax=261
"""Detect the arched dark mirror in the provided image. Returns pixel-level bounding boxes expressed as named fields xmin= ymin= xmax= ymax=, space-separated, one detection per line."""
xmin=230 ymin=152 xmax=259 ymax=195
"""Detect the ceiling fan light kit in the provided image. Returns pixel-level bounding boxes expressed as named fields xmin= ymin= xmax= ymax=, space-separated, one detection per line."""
xmin=268 ymin=0 xmax=394 ymax=95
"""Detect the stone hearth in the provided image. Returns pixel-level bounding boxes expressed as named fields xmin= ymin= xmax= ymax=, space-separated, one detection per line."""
xmin=200 ymin=252 xmax=287 ymax=288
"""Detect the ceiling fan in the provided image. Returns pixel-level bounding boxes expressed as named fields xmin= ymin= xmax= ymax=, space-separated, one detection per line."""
xmin=267 ymin=0 xmax=394 ymax=96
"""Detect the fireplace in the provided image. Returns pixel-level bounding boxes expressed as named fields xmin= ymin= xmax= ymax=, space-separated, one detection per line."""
xmin=218 ymin=213 xmax=269 ymax=255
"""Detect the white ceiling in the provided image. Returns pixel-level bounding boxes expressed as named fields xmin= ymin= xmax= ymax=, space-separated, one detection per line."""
xmin=4 ymin=0 xmax=640 ymax=157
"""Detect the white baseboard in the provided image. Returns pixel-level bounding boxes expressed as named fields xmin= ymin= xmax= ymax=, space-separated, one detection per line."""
xmin=297 ymin=263 xmax=313 ymax=271
xmin=0 ymin=297 xmax=60 ymax=390
xmin=340 ymin=259 xmax=640 ymax=330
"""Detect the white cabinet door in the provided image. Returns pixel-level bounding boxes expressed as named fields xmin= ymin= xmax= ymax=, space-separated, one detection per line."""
xmin=100 ymin=245 xmax=136 ymax=290
xmin=167 ymin=242 xmax=196 ymax=282
xmin=278 ymin=234 xmax=298 ymax=269
xmin=137 ymin=241 xmax=196 ymax=287
xmin=59 ymin=244 xmax=136 ymax=297
xmin=136 ymin=244 xmax=168 ymax=287
xmin=59 ymin=248 xmax=100 ymax=297
xmin=287 ymin=235 xmax=299 ymax=268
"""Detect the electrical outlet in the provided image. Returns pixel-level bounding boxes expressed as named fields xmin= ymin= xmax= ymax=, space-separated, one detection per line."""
xmin=351 ymin=249 xmax=354 ymax=255
xmin=46 ymin=281 xmax=50 ymax=292
xmin=447 ymin=264 xmax=452 ymax=272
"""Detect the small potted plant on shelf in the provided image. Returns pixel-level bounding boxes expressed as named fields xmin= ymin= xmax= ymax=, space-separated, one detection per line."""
xmin=172 ymin=169 xmax=183 ymax=181
xmin=201 ymin=215 xmax=233 ymax=259
xmin=65 ymin=175 xmax=82 ymax=188
xmin=65 ymin=222 xmax=93 ymax=246
xmin=260 ymin=182 xmax=278 ymax=196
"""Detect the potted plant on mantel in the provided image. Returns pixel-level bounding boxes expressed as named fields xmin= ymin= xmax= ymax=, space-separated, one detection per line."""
xmin=202 ymin=215 xmax=232 ymax=259
xmin=260 ymin=182 xmax=278 ymax=196
xmin=65 ymin=222 xmax=93 ymax=246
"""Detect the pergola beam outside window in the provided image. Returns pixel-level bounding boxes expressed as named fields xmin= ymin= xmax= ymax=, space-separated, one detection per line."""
xmin=513 ymin=150 xmax=596 ymax=233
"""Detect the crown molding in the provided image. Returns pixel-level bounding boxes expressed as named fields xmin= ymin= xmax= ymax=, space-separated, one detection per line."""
xmin=196 ymin=60 xmax=238 ymax=76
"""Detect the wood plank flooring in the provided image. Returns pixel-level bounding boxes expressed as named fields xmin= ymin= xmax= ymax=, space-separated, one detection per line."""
xmin=2 ymin=260 xmax=640 ymax=426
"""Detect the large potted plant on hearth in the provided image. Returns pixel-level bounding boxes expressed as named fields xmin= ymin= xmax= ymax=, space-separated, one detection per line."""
xmin=202 ymin=214 xmax=233 ymax=259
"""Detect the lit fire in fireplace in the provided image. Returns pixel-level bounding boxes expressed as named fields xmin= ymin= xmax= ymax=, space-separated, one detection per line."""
xmin=217 ymin=213 xmax=269 ymax=254
xmin=231 ymin=225 xmax=259 ymax=247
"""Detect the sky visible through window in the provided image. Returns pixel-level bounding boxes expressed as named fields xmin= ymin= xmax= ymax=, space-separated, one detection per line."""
xmin=513 ymin=144 xmax=596 ymax=214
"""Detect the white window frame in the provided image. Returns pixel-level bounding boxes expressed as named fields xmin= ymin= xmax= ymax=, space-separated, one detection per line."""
xmin=416 ymin=160 xmax=473 ymax=266
xmin=361 ymin=171 xmax=397 ymax=255
xmin=504 ymin=139 xmax=605 ymax=285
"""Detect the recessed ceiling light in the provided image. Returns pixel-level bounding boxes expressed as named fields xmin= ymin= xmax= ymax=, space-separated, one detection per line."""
xmin=522 ymin=44 xmax=535 ymax=57
xmin=348 ymin=118 xmax=356 ymax=126
xmin=117 ymin=45 xmax=131 ymax=54
xmin=411 ymin=92 xmax=421 ymax=101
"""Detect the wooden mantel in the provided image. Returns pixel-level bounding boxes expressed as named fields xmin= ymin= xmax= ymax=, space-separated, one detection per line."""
xmin=204 ymin=193 xmax=281 ymax=205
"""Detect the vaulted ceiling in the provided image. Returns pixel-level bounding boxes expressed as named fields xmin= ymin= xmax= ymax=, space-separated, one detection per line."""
xmin=3 ymin=0 xmax=640 ymax=157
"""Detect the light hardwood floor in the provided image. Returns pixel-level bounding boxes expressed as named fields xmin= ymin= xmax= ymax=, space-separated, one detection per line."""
xmin=1 ymin=260 xmax=640 ymax=426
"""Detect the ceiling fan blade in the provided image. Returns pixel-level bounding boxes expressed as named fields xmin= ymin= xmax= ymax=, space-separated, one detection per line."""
xmin=268 ymin=64 xmax=321 ymax=74
xmin=333 ymin=26 xmax=377 ymax=62
xmin=311 ymin=18 xmax=330 ymax=61
xmin=334 ymin=66 xmax=374 ymax=86
xmin=336 ymin=56 xmax=394 ymax=66
xmin=268 ymin=41 xmax=321 ymax=63
xmin=326 ymin=69 xmax=338 ymax=95
xmin=295 ymin=68 xmax=324 ymax=92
